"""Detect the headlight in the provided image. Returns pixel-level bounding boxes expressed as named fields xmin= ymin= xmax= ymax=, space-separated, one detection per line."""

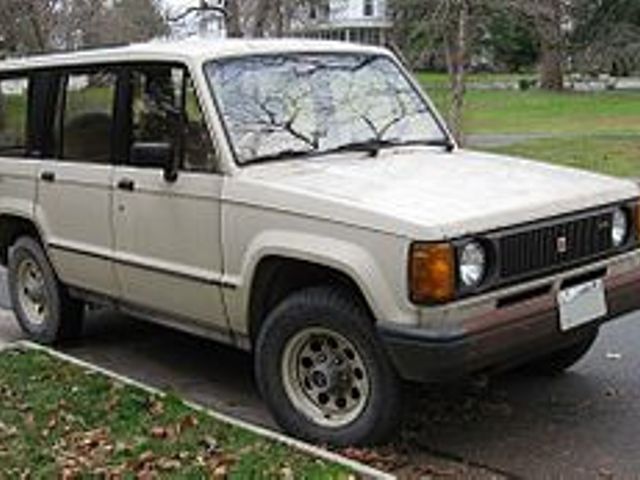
xmin=611 ymin=208 xmax=629 ymax=247
xmin=458 ymin=241 xmax=487 ymax=288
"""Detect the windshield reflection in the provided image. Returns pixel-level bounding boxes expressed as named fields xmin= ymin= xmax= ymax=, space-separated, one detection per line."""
xmin=206 ymin=53 xmax=447 ymax=165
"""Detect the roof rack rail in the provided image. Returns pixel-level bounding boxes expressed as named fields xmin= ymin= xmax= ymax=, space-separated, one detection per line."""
xmin=3 ymin=42 xmax=131 ymax=60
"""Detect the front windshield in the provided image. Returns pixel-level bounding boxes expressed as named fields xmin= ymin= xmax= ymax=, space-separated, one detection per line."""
xmin=205 ymin=53 xmax=448 ymax=165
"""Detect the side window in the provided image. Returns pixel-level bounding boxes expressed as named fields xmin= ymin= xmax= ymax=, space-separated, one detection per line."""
xmin=0 ymin=77 xmax=29 ymax=156
xmin=60 ymin=70 xmax=116 ymax=164
xmin=131 ymin=66 xmax=182 ymax=149
xmin=184 ymin=77 xmax=216 ymax=173
xmin=130 ymin=66 xmax=216 ymax=173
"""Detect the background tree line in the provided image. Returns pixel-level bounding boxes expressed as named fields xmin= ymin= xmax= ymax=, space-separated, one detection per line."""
xmin=3 ymin=0 xmax=638 ymax=85
xmin=0 ymin=0 xmax=167 ymax=56
xmin=2 ymin=0 xmax=639 ymax=142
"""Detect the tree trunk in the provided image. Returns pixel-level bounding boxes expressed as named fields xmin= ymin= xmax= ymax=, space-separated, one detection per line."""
xmin=253 ymin=0 xmax=271 ymax=37
xmin=446 ymin=0 xmax=469 ymax=146
xmin=539 ymin=40 xmax=564 ymax=90
xmin=226 ymin=0 xmax=243 ymax=38
xmin=534 ymin=0 xmax=565 ymax=91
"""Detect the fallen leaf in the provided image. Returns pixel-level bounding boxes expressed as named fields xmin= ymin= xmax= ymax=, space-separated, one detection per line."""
xmin=157 ymin=458 xmax=181 ymax=471
xmin=137 ymin=450 xmax=155 ymax=466
xmin=150 ymin=426 xmax=169 ymax=440
xmin=202 ymin=436 xmax=220 ymax=455
xmin=148 ymin=399 xmax=164 ymax=417
xmin=211 ymin=463 xmax=228 ymax=479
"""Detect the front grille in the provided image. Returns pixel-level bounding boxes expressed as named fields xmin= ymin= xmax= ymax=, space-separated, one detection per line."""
xmin=499 ymin=211 xmax=614 ymax=281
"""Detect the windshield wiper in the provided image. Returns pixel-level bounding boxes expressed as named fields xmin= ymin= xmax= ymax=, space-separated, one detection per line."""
xmin=326 ymin=137 xmax=455 ymax=157
xmin=245 ymin=148 xmax=317 ymax=165
xmin=325 ymin=138 xmax=400 ymax=157
xmin=244 ymin=137 xmax=456 ymax=165
xmin=422 ymin=138 xmax=456 ymax=152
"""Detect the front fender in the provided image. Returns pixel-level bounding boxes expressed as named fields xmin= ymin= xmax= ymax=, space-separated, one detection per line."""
xmin=222 ymin=228 xmax=418 ymax=337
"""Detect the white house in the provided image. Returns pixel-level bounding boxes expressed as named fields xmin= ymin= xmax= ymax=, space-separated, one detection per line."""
xmin=293 ymin=0 xmax=392 ymax=46
xmin=169 ymin=0 xmax=227 ymax=40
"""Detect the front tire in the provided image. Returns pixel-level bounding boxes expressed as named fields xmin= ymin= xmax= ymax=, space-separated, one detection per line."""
xmin=255 ymin=287 xmax=400 ymax=446
xmin=8 ymin=236 xmax=84 ymax=345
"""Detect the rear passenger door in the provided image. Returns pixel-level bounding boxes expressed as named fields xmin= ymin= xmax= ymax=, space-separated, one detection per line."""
xmin=0 ymin=75 xmax=39 ymax=228
xmin=34 ymin=68 xmax=119 ymax=297
xmin=111 ymin=64 xmax=227 ymax=330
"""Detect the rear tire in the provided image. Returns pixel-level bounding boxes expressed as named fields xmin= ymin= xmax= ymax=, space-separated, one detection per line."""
xmin=8 ymin=236 xmax=84 ymax=345
xmin=255 ymin=286 xmax=400 ymax=446
xmin=520 ymin=328 xmax=599 ymax=376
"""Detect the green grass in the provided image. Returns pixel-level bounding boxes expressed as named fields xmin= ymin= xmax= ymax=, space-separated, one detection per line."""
xmin=424 ymin=88 xmax=640 ymax=135
xmin=416 ymin=73 xmax=640 ymax=177
xmin=0 ymin=349 xmax=353 ymax=478
xmin=486 ymin=135 xmax=640 ymax=177
xmin=0 ymin=93 xmax=27 ymax=145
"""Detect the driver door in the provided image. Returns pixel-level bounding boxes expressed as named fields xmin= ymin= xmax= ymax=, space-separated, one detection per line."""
xmin=112 ymin=64 xmax=227 ymax=330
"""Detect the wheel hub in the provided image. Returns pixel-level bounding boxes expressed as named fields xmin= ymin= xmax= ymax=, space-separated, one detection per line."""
xmin=281 ymin=327 xmax=371 ymax=428
xmin=16 ymin=258 xmax=49 ymax=326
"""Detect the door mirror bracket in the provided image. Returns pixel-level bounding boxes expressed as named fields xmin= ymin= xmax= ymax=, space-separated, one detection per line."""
xmin=130 ymin=142 xmax=178 ymax=182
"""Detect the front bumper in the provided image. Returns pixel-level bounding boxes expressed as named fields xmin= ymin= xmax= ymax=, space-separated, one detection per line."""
xmin=379 ymin=256 xmax=640 ymax=383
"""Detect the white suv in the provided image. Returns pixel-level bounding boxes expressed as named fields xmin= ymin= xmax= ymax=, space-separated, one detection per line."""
xmin=1 ymin=39 xmax=639 ymax=446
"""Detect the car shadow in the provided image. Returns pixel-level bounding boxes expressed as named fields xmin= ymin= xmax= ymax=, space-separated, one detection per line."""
xmin=64 ymin=308 xmax=273 ymax=428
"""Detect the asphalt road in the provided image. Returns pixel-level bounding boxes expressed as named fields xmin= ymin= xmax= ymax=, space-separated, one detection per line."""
xmin=1 ymin=267 xmax=640 ymax=478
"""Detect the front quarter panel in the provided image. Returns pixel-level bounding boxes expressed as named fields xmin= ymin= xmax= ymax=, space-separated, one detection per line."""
xmin=220 ymin=179 xmax=419 ymax=338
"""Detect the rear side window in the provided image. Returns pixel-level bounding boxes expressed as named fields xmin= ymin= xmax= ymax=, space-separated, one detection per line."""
xmin=184 ymin=77 xmax=216 ymax=172
xmin=0 ymin=77 xmax=29 ymax=156
xmin=60 ymin=70 xmax=116 ymax=164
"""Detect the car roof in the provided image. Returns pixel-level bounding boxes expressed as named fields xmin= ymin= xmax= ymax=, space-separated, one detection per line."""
xmin=0 ymin=38 xmax=389 ymax=73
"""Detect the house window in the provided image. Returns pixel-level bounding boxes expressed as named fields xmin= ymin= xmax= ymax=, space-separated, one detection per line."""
xmin=364 ymin=0 xmax=374 ymax=16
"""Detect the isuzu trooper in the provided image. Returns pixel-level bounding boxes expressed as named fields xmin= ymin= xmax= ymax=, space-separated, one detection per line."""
xmin=1 ymin=39 xmax=639 ymax=445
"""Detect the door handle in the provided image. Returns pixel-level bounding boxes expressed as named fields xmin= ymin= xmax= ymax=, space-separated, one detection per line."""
xmin=117 ymin=178 xmax=135 ymax=191
xmin=40 ymin=171 xmax=56 ymax=183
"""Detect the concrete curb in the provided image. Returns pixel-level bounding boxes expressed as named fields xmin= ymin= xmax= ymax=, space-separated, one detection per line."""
xmin=7 ymin=340 xmax=395 ymax=480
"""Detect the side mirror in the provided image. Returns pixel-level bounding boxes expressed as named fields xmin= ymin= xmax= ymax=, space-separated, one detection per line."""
xmin=130 ymin=142 xmax=178 ymax=182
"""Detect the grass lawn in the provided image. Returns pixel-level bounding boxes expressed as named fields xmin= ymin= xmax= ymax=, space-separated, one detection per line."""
xmin=424 ymin=88 xmax=640 ymax=136
xmin=487 ymin=135 xmax=640 ymax=177
xmin=416 ymin=73 xmax=640 ymax=177
xmin=0 ymin=348 xmax=353 ymax=478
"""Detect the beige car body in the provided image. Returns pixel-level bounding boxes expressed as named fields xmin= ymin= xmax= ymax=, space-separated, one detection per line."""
xmin=1 ymin=39 xmax=639 ymax=362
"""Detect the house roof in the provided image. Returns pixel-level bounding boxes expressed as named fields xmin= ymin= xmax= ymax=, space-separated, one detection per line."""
xmin=0 ymin=38 xmax=388 ymax=73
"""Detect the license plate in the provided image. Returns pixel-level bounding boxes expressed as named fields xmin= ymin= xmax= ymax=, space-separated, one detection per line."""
xmin=558 ymin=279 xmax=607 ymax=332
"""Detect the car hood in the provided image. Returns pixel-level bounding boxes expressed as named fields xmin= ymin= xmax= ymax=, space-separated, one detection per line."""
xmin=229 ymin=147 xmax=640 ymax=239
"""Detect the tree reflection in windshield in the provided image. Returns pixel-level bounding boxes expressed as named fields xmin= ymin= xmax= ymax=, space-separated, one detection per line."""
xmin=206 ymin=53 xmax=446 ymax=165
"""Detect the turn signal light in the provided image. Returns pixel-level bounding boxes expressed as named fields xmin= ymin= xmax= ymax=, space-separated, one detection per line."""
xmin=409 ymin=242 xmax=456 ymax=304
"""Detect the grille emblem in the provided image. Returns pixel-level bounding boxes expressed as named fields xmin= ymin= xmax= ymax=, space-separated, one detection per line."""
xmin=557 ymin=236 xmax=568 ymax=254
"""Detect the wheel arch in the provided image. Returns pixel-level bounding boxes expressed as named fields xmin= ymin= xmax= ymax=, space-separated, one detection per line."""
xmin=0 ymin=214 xmax=45 ymax=267
xmin=247 ymin=255 xmax=376 ymax=343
